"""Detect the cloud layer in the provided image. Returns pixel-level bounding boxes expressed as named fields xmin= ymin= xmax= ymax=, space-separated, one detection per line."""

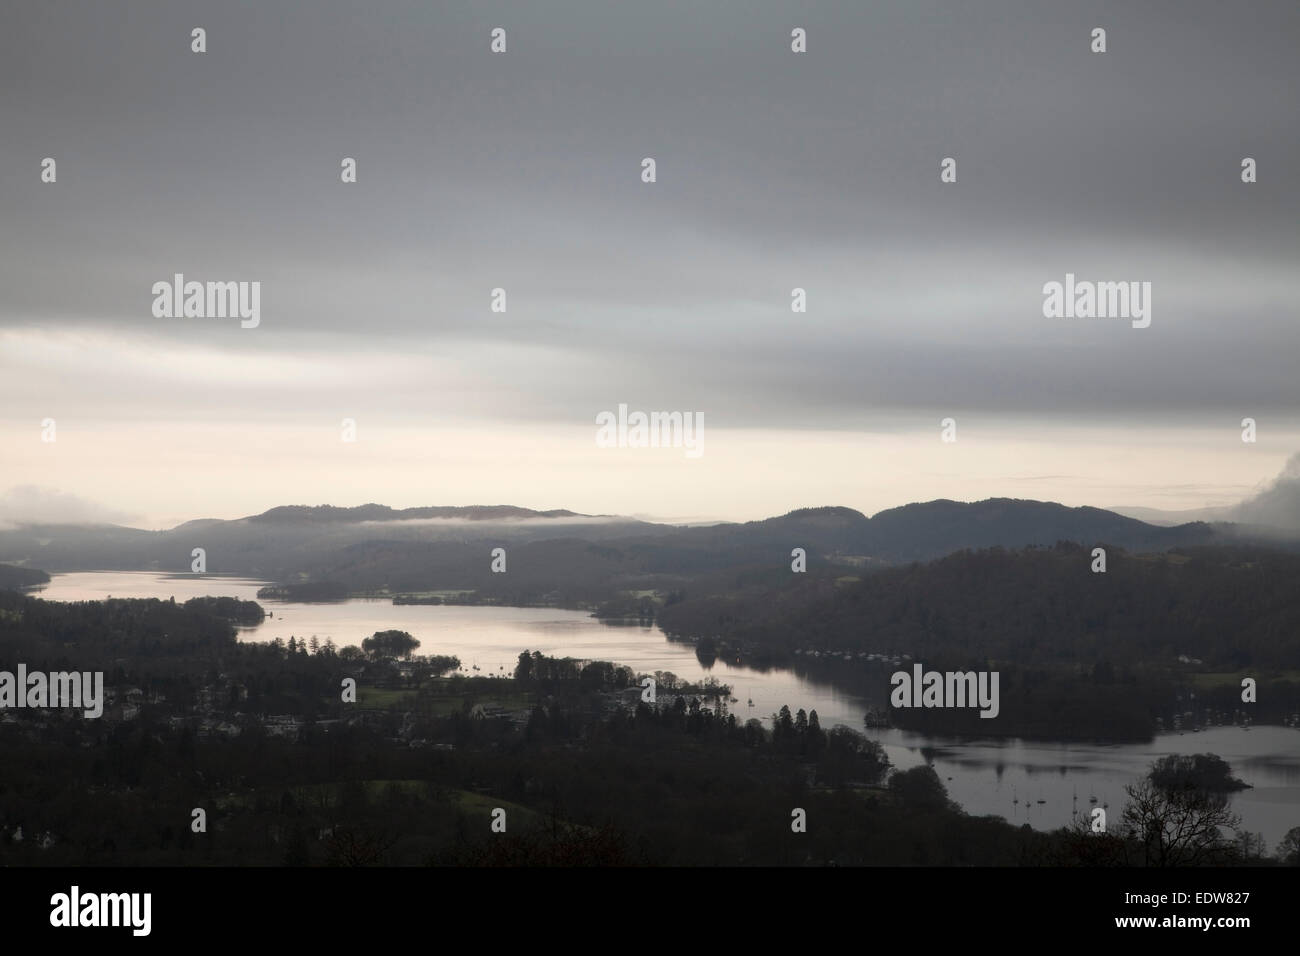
xmin=2 ymin=1 xmax=1296 ymax=524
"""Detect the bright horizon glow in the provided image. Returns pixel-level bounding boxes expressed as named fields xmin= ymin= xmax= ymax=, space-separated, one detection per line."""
xmin=1 ymin=418 xmax=1292 ymax=531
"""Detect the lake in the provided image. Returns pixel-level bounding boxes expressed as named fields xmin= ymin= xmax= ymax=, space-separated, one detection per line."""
xmin=30 ymin=571 xmax=1300 ymax=849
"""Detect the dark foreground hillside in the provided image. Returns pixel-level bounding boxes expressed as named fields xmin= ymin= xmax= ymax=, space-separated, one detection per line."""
xmin=0 ymin=592 xmax=1289 ymax=866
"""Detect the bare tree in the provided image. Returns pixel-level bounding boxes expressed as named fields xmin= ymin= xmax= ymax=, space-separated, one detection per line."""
xmin=323 ymin=826 xmax=397 ymax=866
xmin=1119 ymin=778 xmax=1241 ymax=866
xmin=1232 ymin=830 xmax=1267 ymax=863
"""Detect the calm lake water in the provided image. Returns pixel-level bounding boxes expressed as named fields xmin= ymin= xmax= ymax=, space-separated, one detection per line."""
xmin=31 ymin=571 xmax=1300 ymax=849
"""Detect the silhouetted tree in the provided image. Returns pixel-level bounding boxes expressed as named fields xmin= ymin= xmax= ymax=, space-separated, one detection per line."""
xmin=1119 ymin=758 xmax=1243 ymax=867
xmin=1277 ymin=826 xmax=1300 ymax=865
xmin=362 ymin=630 xmax=420 ymax=661
xmin=889 ymin=765 xmax=952 ymax=811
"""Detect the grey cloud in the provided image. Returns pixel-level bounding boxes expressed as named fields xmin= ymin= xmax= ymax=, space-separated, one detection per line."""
xmin=1 ymin=0 xmax=1297 ymax=430
xmin=1233 ymin=452 xmax=1300 ymax=530
xmin=0 ymin=486 xmax=142 ymax=529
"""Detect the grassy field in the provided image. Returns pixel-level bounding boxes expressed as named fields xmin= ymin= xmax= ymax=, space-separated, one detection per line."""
xmin=356 ymin=686 xmax=418 ymax=708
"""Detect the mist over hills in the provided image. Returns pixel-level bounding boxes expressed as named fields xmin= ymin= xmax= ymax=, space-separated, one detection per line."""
xmin=7 ymin=447 xmax=1300 ymax=610
xmin=1107 ymin=505 xmax=1233 ymax=526
xmin=5 ymin=450 xmax=1300 ymax=585
xmin=241 ymin=504 xmax=587 ymax=525
xmin=4 ymin=491 xmax=1299 ymax=740
xmin=1111 ymin=452 xmax=1300 ymax=531
xmin=0 ymin=494 xmax=1276 ymax=605
xmin=1230 ymin=452 xmax=1300 ymax=531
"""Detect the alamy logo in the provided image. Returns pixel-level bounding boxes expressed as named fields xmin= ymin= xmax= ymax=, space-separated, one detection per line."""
xmin=890 ymin=663 xmax=1000 ymax=719
xmin=152 ymin=273 xmax=260 ymax=328
xmin=0 ymin=665 xmax=103 ymax=718
xmin=1042 ymin=273 xmax=1151 ymax=328
xmin=50 ymin=886 xmax=151 ymax=936
xmin=595 ymin=404 xmax=704 ymax=458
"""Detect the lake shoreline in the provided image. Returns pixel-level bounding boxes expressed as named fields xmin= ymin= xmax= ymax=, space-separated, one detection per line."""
xmin=25 ymin=570 xmax=1300 ymax=846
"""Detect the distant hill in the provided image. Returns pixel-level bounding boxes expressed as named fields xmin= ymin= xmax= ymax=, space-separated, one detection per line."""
xmin=0 ymin=563 xmax=50 ymax=590
xmin=857 ymin=498 xmax=1218 ymax=561
xmin=1107 ymin=504 xmax=1233 ymax=526
xmin=626 ymin=497 xmax=1224 ymax=570
xmin=0 ymin=496 xmax=1279 ymax=604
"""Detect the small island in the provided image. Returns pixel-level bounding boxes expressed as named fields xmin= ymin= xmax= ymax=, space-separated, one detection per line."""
xmin=256 ymin=581 xmax=350 ymax=602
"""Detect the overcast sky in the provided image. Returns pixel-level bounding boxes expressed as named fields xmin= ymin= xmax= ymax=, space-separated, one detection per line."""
xmin=2 ymin=0 xmax=1297 ymax=528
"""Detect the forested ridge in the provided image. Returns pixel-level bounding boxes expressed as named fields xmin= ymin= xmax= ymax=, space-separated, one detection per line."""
xmin=657 ymin=543 xmax=1300 ymax=669
xmin=0 ymin=564 xmax=49 ymax=590
xmin=654 ymin=543 xmax=1300 ymax=738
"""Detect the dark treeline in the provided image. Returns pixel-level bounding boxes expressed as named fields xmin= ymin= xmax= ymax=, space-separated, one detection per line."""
xmin=183 ymin=595 xmax=265 ymax=625
xmin=511 ymin=650 xmax=730 ymax=699
xmin=657 ymin=543 xmax=1300 ymax=669
xmin=861 ymin=664 xmax=1299 ymax=741
xmin=880 ymin=665 xmax=1178 ymax=740
xmin=257 ymin=581 xmax=349 ymax=602
xmin=0 ymin=564 xmax=48 ymax=589
xmin=653 ymin=543 xmax=1300 ymax=738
